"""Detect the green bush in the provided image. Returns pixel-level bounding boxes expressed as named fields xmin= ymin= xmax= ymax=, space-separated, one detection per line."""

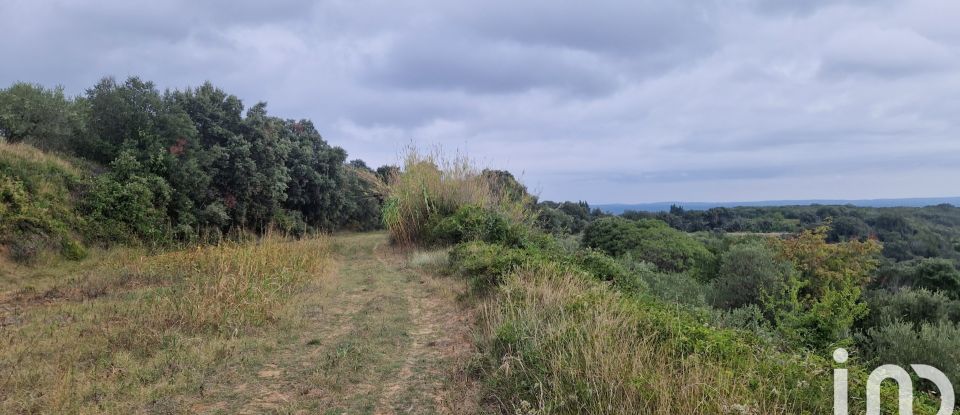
xmin=81 ymin=152 xmax=172 ymax=245
xmin=615 ymin=255 xmax=708 ymax=306
xmin=860 ymin=288 xmax=960 ymax=330
xmin=767 ymin=226 xmax=881 ymax=351
xmin=272 ymin=209 xmax=308 ymax=237
xmin=875 ymin=258 xmax=960 ymax=296
xmin=448 ymin=241 xmax=540 ymax=289
xmin=60 ymin=237 xmax=88 ymax=261
xmin=709 ymin=304 xmax=770 ymax=335
xmin=709 ymin=241 xmax=793 ymax=309
xmin=582 ymin=217 xmax=716 ymax=279
xmin=572 ymin=248 xmax=636 ymax=287
xmin=427 ymin=205 xmax=516 ymax=246
xmin=861 ymin=320 xmax=960 ymax=387
xmin=581 ymin=216 xmax=643 ymax=256
xmin=640 ymin=271 xmax=709 ymax=307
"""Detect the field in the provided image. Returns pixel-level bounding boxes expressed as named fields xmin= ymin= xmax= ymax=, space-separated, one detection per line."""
xmin=0 ymin=232 xmax=480 ymax=414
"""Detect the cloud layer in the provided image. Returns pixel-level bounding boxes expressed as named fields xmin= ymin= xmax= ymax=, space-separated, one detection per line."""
xmin=2 ymin=0 xmax=959 ymax=203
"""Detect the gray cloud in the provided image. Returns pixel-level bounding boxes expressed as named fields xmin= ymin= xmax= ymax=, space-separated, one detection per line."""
xmin=2 ymin=0 xmax=960 ymax=203
xmin=365 ymin=31 xmax=622 ymax=95
xmin=820 ymin=26 xmax=957 ymax=78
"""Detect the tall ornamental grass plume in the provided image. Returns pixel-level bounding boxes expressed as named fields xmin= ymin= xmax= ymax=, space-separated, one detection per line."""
xmin=382 ymin=147 xmax=533 ymax=246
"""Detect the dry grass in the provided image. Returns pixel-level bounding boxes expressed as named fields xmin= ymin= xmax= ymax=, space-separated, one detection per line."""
xmin=144 ymin=233 xmax=332 ymax=333
xmin=476 ymin=265 xmax=833 ymax=415
xmin=0 ymin=141 xmax=81 ymax=177
xmin=0 ymin=233 xmax=332 ymax=413
xmin=409 ymin=248 xmax=451 ymax=273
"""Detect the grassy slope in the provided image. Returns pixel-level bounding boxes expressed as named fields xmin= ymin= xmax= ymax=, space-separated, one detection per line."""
xmin=0 ymin=141 xmax=88 ymax=262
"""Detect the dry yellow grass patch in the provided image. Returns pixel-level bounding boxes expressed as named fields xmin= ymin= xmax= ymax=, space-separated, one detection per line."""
xmin=0 ymin=233 xmax=332 ymax=413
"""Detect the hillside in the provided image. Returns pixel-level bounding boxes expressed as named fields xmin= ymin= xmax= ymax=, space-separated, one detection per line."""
xmin=0 ymin=142 xmax=89 ymax=263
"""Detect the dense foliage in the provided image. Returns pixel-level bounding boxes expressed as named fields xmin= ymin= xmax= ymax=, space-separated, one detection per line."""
xmin=0 ymin=79 xmax=390 ymax=262
xmin=534 ymin=199 xmax=960 ymax=394
xmin=625 ymin=203 xmax=960 ymax=264
xmin=582 ymin=217 xmax=716 ymax=278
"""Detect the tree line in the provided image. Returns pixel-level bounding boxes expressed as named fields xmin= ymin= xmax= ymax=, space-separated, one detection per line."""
xmin=1 ymin=78 xmax=390 ymax=260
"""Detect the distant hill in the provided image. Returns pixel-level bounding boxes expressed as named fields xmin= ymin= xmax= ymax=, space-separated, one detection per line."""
xmin=595 ymin=197 xmax=960 ymax=214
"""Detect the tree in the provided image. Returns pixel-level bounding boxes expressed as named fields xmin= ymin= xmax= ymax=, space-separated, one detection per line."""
xmin=711 ymin=241 xmax=793 ymax=309
xmin=0 ymin=82 xmax=80 ymax=151
xmin=768 ymin=226 xmax=882 ymax=349
xmin=282 ymin=119 xmax=349 ymax=230
xmin=828 ymin=216 xmax=871 ymax=242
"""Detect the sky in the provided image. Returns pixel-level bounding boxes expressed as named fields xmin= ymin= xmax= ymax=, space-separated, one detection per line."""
xmin=2 ymin=0 xmax=959 ymax=204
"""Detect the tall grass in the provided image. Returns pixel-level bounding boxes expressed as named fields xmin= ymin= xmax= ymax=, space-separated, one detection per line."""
xmin=475 ymin=264 xmax=835 ymax=414
xmin=144 ymin=232 xmax=332 ymax=333
xmin=382 ymin=148 xmax=531 ymax=246
xmin=0 ymin=233 xmax=332 ymax=413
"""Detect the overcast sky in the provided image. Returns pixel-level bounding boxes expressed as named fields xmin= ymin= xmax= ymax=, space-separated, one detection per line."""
xmin=2 ymin=0 xmax=959 ymax=203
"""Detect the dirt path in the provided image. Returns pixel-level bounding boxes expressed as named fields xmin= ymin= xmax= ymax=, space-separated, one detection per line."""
xmin=192 ymin=232 xmax=479 ymax=415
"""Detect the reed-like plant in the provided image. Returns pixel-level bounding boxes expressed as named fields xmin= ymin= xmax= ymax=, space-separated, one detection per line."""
xmin=382 ymin=147 xmax=532 ymax=246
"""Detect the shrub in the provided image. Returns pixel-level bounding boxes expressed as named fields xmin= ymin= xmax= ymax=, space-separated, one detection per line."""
xmin=860 ymin=288 xmax=960 ymax=330
xmin=572 ymin=248 xmax=634 ymax=285
xmin=638 ymin=271 xmax=709 ymax=307
xmin=581 ymin=216 xmax=643 ymax=256
xmin=709 ymin=304 xmax=770 ymax=335
xmin=709 ymin=241 xmax=793 ymax=309
xmin=60 ymin=237 xmax=88 ymax=261
xmin=272 ymin=209 xmax=308 ymax=237
xmin=448 ymin=241 xmax=539 ymax=289
xmin=582 ymin=217 xmax=716 ymax=279
xmin=767 ymin=226 xmax=882 ymax=350
xmin=535 ymin=205 xmax=576 ymax=234
xmin=81 ymin=154 xmax=172 ymax=245
xmin=913 ymin=259 xmax=960 ymax=294
xmin=861 ymin=320 xmax=960 ymax=387
xmin=426 ymin=204 xmax=516 ymax=246
xmin=876 ymin=258 xmax=960 ymax=296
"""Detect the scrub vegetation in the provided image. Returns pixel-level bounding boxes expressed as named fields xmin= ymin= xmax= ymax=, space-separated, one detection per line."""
xmin=3 ymin=77 xmax=959 ymax=413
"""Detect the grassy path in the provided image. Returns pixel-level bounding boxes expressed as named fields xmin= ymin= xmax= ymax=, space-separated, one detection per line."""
xmin=193 ymin=232 xmax=478 ymax=414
